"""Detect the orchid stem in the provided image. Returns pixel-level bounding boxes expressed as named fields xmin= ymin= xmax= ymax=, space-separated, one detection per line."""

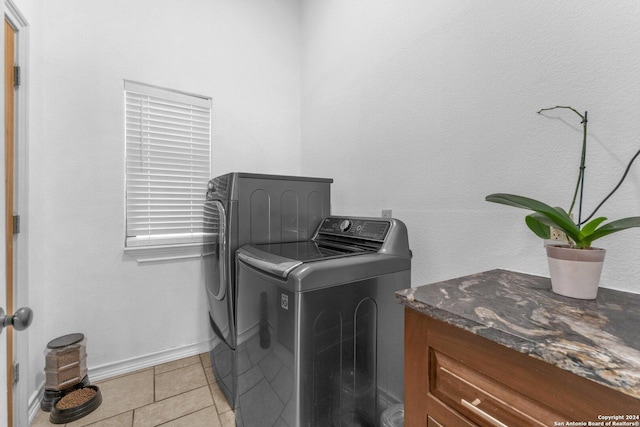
xmin=537 ymin=106 xmax=587 ymax=229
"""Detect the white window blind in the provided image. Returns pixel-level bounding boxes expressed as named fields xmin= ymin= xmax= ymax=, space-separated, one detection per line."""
xmin=125 ymin=81 xmax=212 ymax=247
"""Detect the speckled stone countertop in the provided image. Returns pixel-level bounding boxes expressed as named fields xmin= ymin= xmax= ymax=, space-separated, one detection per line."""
xmin=395 ymin=269 xmax=640 ymax=399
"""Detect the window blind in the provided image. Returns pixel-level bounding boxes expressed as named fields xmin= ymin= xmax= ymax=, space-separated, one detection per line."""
xmin=125 ymin=81 xmax=212 ymax=247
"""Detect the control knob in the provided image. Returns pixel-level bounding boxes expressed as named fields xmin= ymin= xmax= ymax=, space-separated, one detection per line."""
xmin=339 ymin=219 xmax=352 ymax=232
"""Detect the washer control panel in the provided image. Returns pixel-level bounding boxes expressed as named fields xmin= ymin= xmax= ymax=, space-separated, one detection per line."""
xmin=318 ymin=217 xmax=390 ymax=241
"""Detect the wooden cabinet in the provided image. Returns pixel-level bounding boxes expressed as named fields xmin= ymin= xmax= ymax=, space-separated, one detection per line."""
xmin=404 ymin=308 xmax=640 ymax=427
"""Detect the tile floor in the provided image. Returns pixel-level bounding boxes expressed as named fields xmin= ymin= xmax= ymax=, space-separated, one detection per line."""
xmin=31 ymin=353 xmax=235 ymax=427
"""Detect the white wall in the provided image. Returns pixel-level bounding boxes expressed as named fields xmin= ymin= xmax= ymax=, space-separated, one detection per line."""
xmin=301 ymin=0 xmax=640 ymax=293
xmin=14 ymin=0 xmax=302 ymax=408
xmin=12 ymin=0 xmax=640 ymax=416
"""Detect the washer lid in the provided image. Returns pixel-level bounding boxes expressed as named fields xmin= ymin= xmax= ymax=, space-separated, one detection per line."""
xmin=237 ymin=240 xmax=370 ymax=278
xmin=254 ymin=241 xmax=364 ymax=261
xmin=237 ymin=245 xmax=304 ymax=278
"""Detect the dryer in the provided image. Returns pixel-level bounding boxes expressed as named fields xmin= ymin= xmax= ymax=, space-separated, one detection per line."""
xmin=235 ymin=216 xmax=411 ymax=427
xmin=203 ymin=173 xmax=332 ymax=407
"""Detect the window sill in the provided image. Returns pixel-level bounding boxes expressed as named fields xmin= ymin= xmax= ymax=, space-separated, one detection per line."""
xmin=124 ymin=242 xmax=205 ymax=263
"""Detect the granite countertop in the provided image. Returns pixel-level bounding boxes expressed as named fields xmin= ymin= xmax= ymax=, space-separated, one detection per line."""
xmin=395 ymin=269 xmax=640 ymax=400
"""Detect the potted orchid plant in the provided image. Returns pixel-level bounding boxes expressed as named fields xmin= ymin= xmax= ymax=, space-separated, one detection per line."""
xmin=486 ymin=106 xmax=640 ymax=299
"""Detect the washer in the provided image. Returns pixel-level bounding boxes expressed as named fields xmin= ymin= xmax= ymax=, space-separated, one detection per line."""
xmin=235 ymin=216 xmax=411 ymax=427
xmin=203 ymin=173 xmax=332 ymax=407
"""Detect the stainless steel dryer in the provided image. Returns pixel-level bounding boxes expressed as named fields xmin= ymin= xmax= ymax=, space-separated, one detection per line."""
xmin=203 ymin=173 xmax=332 ymax=408
xmin=235 ymin=216 xmax=411 ymax=427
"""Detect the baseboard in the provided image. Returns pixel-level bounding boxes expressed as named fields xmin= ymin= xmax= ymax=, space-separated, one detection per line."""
xmin=29 ymin=339 xmax=214 ymax=423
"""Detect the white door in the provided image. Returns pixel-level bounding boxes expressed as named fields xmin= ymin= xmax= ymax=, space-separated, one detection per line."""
xmin=0 ymin=250 xmax=5 ymax=427
xmin=0 ymin=308 xmax=5 ymax=427
xmin=3 ymin=1 xmax=29 ymax=426
xmin=1 ymin=10 xmax=10 ymax=427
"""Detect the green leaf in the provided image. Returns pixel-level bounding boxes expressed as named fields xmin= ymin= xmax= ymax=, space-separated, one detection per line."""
xmin=586 ymin=217 xmax=640 ymax=243
xmin=580 ymin=216 xmax=607 ymax=237
xmin=525 ymin=213 xmax=550 ymax=239
xmin=486 ymin=193 xmax=582 ymax=242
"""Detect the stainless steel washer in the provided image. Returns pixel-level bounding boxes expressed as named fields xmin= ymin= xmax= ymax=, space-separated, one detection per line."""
xmin=203 ymin=173 xmax=332 ymax=408
xmin=235 ymin=216 xmax=411 ymax=427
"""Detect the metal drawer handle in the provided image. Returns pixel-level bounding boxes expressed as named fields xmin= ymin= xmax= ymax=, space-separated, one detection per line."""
xmin=461 ymin=398 xmax=509 ymax=427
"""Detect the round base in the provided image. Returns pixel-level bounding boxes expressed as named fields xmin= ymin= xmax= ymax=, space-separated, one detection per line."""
xmin=49 ymin=386 xmax=102 ymax=424
xmin=40 ymin=375 xmax=91 ymax=412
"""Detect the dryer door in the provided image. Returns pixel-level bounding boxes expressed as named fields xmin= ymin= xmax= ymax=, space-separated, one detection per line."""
xmin=203 ymin=199 xmax=232 ymax=345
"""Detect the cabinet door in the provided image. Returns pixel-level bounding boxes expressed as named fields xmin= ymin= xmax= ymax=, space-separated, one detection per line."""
xmin=403 ymin=307 xmax=640 ymax=426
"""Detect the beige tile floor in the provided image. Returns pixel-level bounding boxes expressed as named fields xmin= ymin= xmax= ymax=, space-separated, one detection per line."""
xmin=31 ymin=353 xmax=235 ymax=427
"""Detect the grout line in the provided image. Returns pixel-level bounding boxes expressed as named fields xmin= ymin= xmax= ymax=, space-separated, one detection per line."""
xmin=154 ymin=355 xmax=202 ymax=376
xmin=154 ymin=404 xmax=218 ymax=427
xmin=131 ymin=386 xmax=216 ymax=426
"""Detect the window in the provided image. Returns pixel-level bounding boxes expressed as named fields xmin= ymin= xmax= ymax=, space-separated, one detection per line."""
xmin=124 ymin=81 xmax=212 ymax=255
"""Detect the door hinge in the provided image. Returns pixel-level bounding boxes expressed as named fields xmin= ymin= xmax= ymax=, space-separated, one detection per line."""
xmin=14 ymin=65 xmax=21 ymax=87
xmin=13 ymin=214 xmax=20 ymax=234
xmin=13 ymin=362 xmax=19 ymax=384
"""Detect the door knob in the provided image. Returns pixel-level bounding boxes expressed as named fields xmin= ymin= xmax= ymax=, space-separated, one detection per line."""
xmin=0 ymin=306 xmax=33 ymax=334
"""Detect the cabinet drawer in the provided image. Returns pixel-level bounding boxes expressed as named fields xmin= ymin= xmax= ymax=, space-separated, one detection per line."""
xmin=430 ymin=348 xmax=559 ymax=426
xmin=404 ymin=308 xmax=640 ymax=427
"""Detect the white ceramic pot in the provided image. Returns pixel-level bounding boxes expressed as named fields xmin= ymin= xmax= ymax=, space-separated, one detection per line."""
xmin=545 ymin=245 xmax=606 ymax=300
